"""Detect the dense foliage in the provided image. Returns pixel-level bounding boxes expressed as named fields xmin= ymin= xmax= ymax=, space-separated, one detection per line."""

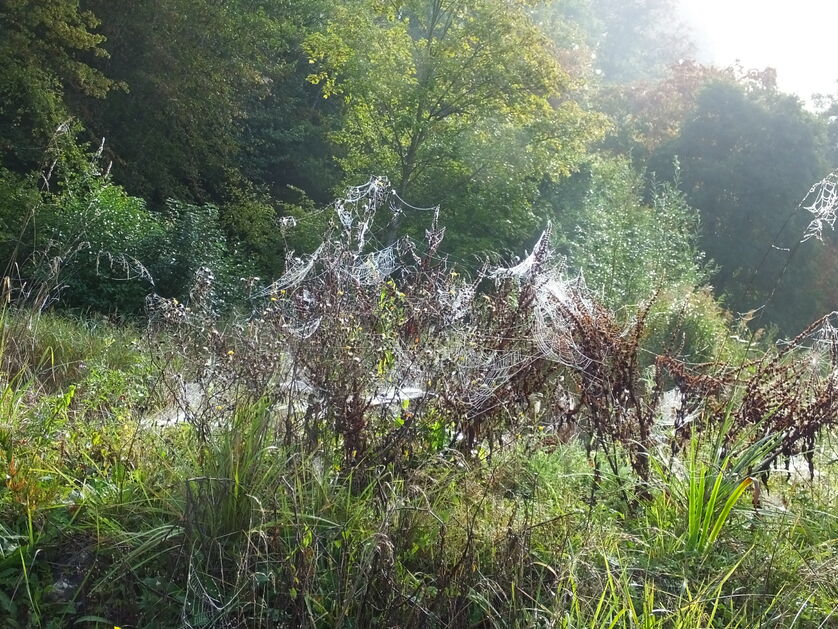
xmin=1 ymin=5 xmax=837 ymax=623
xmin=0 ymin=188 xmax=835 ymax=625
xmin=1 ymin=0 xmax=835 ymax=333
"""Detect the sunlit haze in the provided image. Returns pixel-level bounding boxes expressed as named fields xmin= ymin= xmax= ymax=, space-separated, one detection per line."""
xmin=679 ymin=0 xmax=838 ymax=102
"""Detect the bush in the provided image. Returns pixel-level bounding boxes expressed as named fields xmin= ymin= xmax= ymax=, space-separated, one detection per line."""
xmin=0 ymin=168 xmax=41 ymax=267
xmin=551 ymin=157 xmax=709 ymax=309
xmin=643 ymin=284 xmax=731 ymax=364
xmin=36 ymin=181 xmax=162 ymax=313
xmin=151 ymin=199 xmax=247 ymax=305
xmin=1 ymin=131 xmax=251 ymax=314
xmin=0 ymin=181 xmax=837 ymax=626
xmin=219 ymin=183 xmax=286 ymax=279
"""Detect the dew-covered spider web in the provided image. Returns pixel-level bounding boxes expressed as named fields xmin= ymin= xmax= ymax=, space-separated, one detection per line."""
xmin=246 ymin=176 xmax=614 ymax=424
xmin=801 ymin=170 xmax=838 ymax=243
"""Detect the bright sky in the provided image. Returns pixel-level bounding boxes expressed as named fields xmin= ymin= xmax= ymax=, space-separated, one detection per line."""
xmin=678 ymin=0 xmax=838 ymax=102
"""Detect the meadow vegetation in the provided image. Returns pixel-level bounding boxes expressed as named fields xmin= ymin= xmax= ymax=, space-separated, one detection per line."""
xmin=0 ymin=179 xmax=836 ymax=628
xmin=2 ymin=1 xmax=838 ymax=627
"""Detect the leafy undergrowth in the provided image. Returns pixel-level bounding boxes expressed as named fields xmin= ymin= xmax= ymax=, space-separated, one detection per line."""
xmin=1 ymin=181 xmax=837 ymax=627
xmin=0 ymin=311 xmax=835 ymax=628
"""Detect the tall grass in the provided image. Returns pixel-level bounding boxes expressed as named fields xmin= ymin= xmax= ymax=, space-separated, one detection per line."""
xmin=0 ymin=325 xmax=834 ymax=628
xmin=0 ymin=180 xmax=836 ymax=625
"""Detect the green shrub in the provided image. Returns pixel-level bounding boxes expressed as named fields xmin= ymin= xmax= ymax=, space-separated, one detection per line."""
xmin=37 ymin=181 xmax=163 ymax=313
xmin=153 ymin=199 xmax=252 ymax=307
xmin=0 ymin=168 xmax=41 ymax=268
xmin=643 ymin=285 xmax=731 ymax=364
xmin=2 ymin=130 xmax=251 ymax=315
xmin=552 ymin=157 xmax=710 ymax=310
xmin=219 ymin=183 xmax=286 ymax=278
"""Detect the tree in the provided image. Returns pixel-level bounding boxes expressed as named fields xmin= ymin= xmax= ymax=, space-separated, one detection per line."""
xmin=591 ymin=63 xmax=781 ymax=164
xmin=237 ymin=1 xmax=341 ymax=207
xmin=0 ymin=0 xmax=120 ymax=170
xmin=587 ymin=0 xmax=693 ymax=83
xmin=594 ymin=61 xmax=727 ymax=161
xmin=537 ymin=0 xmax=693 ymax=85
xmin=76 ymin=0 xmax=313 ymax=204
xmin=304 ymin=0 xmax=605 ymax=254
xmin=814 ymin=83 xmax=838 ymax=167
xmin=651 ymin=80 xmax=830 ymax=332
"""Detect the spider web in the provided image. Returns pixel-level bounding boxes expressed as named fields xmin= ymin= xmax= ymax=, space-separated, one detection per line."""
xmin=801 ymin=170 xmax=838 ymax=243
xmin=250 ymin=177 xmax=603 ymax=426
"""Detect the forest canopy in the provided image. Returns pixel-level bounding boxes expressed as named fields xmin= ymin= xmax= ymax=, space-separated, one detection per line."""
xmin=1 ymin=0 xmax=836 ymax=332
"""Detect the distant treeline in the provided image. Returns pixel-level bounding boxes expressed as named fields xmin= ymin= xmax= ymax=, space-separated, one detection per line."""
xmin=1 ymin=0 xmax=835 ymax=331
